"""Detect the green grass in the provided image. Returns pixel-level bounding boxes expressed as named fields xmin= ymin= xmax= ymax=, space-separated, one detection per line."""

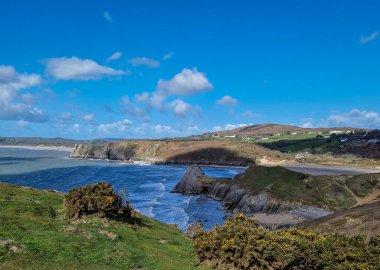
xmin=232 ymin=166 xmax=358 ymax=210
xmin=346 ymin=173 xmax=380 ymax=197
xmin=0 ymin=183 xmax=207 ymax=270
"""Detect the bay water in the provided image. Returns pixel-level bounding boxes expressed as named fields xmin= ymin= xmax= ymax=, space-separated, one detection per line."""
xmin=0 ymin=147 xmax=243 ymax=230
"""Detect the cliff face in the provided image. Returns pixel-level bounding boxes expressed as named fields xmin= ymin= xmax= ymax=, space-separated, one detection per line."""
xmin=206 ymin=181 xmax=331 ymax=222
xmin=70 ymin=140 xmax=284 ymax=166
xmin=173 ymin=165 xmax=380 ymax=227
xmin=172 ymin=165 xmax=333 ymax=226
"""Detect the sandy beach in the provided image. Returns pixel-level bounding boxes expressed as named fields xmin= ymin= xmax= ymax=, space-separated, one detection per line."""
xmin=0 ymin=145 xmax=73 ymax=152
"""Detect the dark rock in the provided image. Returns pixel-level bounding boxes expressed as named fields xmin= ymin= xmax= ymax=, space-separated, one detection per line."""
xmin=208 ymin=181 xmax=231 ymax=201
xmin=172 ymin=165 xmax=207 ymax=194
xmin=221 ymin=185 xmax=247 ymax=209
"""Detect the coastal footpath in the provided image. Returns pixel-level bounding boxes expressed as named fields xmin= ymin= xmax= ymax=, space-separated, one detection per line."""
xmin=70 ymin=140 xmax=286 ymax=166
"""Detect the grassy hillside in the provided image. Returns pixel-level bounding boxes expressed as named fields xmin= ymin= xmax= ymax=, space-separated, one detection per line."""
xmin=300 ymin=201 xmax=380 ymax=239
xmin=0 ymin=183 xmax=206 ymax=270
xmin=211 ymin=124 xmax=362 ymax=137
xmin=71 ymin=140 xmax=286 ymax=165
xmin=233 ymin=166 xmax=380 ymax=210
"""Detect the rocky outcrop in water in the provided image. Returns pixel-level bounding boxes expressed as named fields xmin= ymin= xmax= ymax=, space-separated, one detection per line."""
xmin=173 ymin=165 xmax=334 ymax=226
xmin=172 ymin=165 xmax=208 ymax=194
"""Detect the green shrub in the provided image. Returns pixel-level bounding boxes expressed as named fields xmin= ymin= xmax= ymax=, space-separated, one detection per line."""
xmin=191 ymin=214 xmax=380 ymax=269
xmin=64 ymin=182 xmax=131 ymax=218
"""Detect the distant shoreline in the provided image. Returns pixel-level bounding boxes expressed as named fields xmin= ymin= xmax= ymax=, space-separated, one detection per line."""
xmin=0 ymin=145 xmax=73 ymax=152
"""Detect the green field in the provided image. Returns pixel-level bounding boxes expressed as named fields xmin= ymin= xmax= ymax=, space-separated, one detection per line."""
xmin=0 ymin=183 xmax=207 ymax=270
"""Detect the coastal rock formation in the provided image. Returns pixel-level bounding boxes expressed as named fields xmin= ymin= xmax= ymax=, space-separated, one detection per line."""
xmin=173 ymin=165 xmax=380 ymax=227
xmin=69 ymin=140 xmax=284 ymax=166
xmin=172 ymin=165 xmax=208 ymax=194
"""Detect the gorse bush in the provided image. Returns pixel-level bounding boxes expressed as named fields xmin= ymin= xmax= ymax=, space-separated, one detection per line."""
xmin=191 ymin=214 xmax=380 ymax=270
xmin=64 ymin=182 xmax=131 ymax=218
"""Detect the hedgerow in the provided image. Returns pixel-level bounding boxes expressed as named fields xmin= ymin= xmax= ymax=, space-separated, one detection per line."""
xmin=190 ymin=214 xmax=380 ymax=269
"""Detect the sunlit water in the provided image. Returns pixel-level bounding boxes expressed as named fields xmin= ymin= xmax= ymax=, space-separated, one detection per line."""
xmin=0 ymin=147 xmax=243 ymax=230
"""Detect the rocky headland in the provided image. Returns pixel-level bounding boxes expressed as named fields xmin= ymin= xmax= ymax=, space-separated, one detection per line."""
xmin=70 ymin=140 xmax=286 ymax=166
xmin=173 ymin=164 xmax=380 ymax=227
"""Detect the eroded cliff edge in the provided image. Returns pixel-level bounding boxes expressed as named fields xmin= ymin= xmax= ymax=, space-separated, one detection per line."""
xmin=70 ymin=140 xmax=285 ymax=166
xmin=173 ymin=164 xmax=380 ymax=227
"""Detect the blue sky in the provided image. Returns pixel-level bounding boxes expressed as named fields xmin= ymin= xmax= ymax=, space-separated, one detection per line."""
xmin=0 ymin=0 xmax=379 ymax=139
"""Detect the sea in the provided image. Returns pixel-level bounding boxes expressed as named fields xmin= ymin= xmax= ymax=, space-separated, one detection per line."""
xmin=0 ymin=147 xmax=244 ymax=231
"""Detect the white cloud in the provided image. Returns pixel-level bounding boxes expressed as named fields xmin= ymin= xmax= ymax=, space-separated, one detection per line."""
xmin=211 ymin=123 xmax=249 ymax=132
xmin=134 ymin=92 xmax=150 ymax=103
xmin=301 ymin=122 xmax=313 ymax=128
xmin=103 ymin=11 xmax=114 ymax=23
xmin=107 ymin=51 xmax=122 ymax=61
xmin=148 ymin=92 xmax=166 ymax=110
xmin=45 ymin=57 xmax=127 ymax=80
xmin=216 ymin=95 xmax=238 ymax=106
xmin=0 ymin=65 xmax=48 ymax=122
xmin=170 ymin=99 xmax=192 ymax=117
xmin=360 ymin=31 xmax=378 ymax=44
xmin=17 ymin=120 xmax=30 ymax=128
xmin=151 ymin=124 xmax=173 ymax=133
xmin=325 ymin=109 xmax=380 ymax=128
xmin=129 ymin=57 xmax=160 ymax=68
xmin=157 ymin=68 xmax=213 ymax=96
xmin=97 ymin=119 xmax=132 ymax=134
xmin=133 ymin=68 xmax=212 ymax=114
xmin=58 ymin=112 xmax=72 ymax=121
xmin=162 ymin=52 xmax=174 ymax=61
xmin=83 ymin=113 xmax=94 ymax=122
xmin=73 ymin=123 xmax=80 ymax=133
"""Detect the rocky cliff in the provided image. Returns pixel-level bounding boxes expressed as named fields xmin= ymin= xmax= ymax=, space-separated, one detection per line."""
xmin=173 ymin=165 xmax=380 ymax=227
xmin=172 ymin=165 xmax=208 ymax=194
xmin=70 ymin=140 xmax=285 ymax=166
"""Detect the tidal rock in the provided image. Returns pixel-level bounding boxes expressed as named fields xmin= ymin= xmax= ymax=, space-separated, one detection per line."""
xmin=172 ymin=165 xmax=207 ymax=194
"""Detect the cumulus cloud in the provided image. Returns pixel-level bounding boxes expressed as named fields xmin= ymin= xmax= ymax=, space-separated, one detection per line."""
xmin=83 ymin=113 xmax=94 ymax=122
xmin=129 ymin=57 xmax=160 ymax=68
xmin=157 ymin=68 xmax=213 ymax=96
xmin=45 ymin=57 xmax=127 ymax=80
xmin=134 ymin=92 xmax=150 ymax=103
xmin=325 ymin=109 xmax=380 ymax=128
xmin=106 ymin=51 xmax=122 ymax=61
xmin=360 ymin=31 xmax=378 ymax=44
xmin=216 ymin=95 xmax=238 ymax=106
xmin=97 ymin=119 xmax=132 ymax=134
xmin=170 ymin=99 xmax=193 ymax=117
xmin=73 ymin=123 xmax=80 ymax=133
xmin=162 ymin=52 xmax=174 ymax=61
xmin=133 ymin=68 xmax=212 ymax=116
xmin=103 ymin=11 xmax=114 ymax=23
xmin=0 ymin=65 xmax=48 ymax=122
xmin=58 ymin=112 xmax=72 ymax=121
xmin=151 ymin=124 xmax=173 ymax=133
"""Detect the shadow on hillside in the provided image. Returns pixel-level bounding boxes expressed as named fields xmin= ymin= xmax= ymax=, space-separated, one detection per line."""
xmin=259 ymin=138 xmax=380 ymax=160
xmin=106 ymin=210 xmax=150 ymax=228
xmin=165 ymin=147 xmax=255 ymax=166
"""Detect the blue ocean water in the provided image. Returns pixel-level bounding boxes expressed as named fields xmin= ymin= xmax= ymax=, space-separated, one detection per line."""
xmin=0 ymin=147 xmax=243 ymax=230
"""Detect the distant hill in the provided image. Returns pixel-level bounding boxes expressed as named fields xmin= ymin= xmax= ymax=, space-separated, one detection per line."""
xmin=0 ymin=137 xmax=114 ymax=147
xmin=208 ymin=124 xmax=367 ymax=137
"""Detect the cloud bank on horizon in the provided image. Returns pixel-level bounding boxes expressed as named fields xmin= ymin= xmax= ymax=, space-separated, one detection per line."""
xmin=0 ymin=1 xmax=379 ymax=139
